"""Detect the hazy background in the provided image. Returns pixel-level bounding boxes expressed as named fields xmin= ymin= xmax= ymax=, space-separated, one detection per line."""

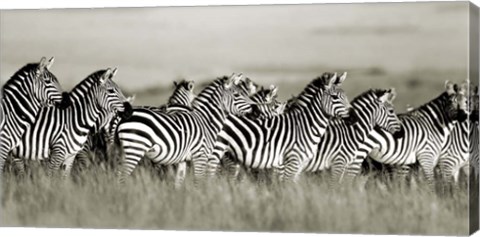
xmin=0 ymin=2 xmax=470 ymax=108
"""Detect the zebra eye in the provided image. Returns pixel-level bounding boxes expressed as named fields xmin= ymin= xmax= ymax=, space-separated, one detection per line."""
xmin=107 ymin=88 xmax=116 ymax=94
xmin=331 ymin=95 xmax=339 ymax=99
xmin=44 ymin=78 xmax=51 ymax=83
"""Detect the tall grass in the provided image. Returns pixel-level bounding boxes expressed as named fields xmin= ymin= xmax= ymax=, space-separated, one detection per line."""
xmin=1 ymin=158 xmax=470 ymax=236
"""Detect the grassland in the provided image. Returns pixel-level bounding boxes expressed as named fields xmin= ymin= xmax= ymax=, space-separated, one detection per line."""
xmin=0 ymin=155 xmax=472 ymax=236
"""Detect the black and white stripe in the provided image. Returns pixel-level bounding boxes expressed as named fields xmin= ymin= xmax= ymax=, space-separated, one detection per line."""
xmin=207 ymin=72 xmax=356 ymax=183
xmin=355 ymin=81 xmax=468 ymax=186
xmin=304 ymin=88 xmax=404 ymax=186
xmin=0 ymin=57 xmax=68 ymax=177
xmin=115 ymin=74 xmax=253 ymax=184
xmin=10 ymin=68 xmax=132 ymax=177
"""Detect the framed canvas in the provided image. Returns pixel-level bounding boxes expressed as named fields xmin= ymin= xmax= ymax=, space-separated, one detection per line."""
xmin=0 ymin=1 xmax=479 ymax=236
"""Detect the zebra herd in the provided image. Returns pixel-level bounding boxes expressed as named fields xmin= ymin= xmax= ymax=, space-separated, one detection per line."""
xmin=0 ymin=57 xmax=478 ymax=192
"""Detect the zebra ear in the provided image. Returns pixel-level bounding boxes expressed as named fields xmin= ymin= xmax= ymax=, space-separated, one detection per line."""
xmin=110 ymin=68 xmax=118 ymax=79
xmin=247 ymin=78 xmax=257 ymax=94
xmin=445 ymin=81 xmax=455 ymax=95
xmin=335 ymin=72 xmax=347 ymax=85
xmin=388 ymin=88 xmax=397 ymax=102
xmin=100 ymin=68 xmax=112 ymax=85
xmin=173 ymin=81 xmax=178 ymax=87
xmin=327 ymin=72 xmax=338 ymax=88
xmin=378 ymin=91 xmax=390 ymax=103
xmin=45 ymin=57 xmax=55 ymax=70
xmin=126 ymin=95 xmax=136 ymax=103
xmin=187 ymin=81 xmax=194 ymax=91
xmin=269 ymin=85 xmax=278 ymax=95
xmin=37 ymin=57 xmax=47 ymax=73
xmin=406 ymin=104 xmax=415 ymax=112
xmin=226 ymin=73 xmax=243 ymax=88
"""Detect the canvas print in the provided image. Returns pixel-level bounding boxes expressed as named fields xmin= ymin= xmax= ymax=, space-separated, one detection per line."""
xmin=0 ymin=1 xmax=479 ymax=235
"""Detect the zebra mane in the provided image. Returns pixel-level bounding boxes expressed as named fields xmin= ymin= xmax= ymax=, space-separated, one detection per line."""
xmin=351 ymin=89 xmax=388 ymax=106
xmin=285 ymin=73 xmax=333 ymax=111
xmin=2 ymin=63 xmax=47 ymax=94
xmin=398 ymin=91 xmax=448 ymax=117
xmin=69 ymin=70 xmax=108 ymax=96
xmin=191 ymin=76 xmax=228 ymax=107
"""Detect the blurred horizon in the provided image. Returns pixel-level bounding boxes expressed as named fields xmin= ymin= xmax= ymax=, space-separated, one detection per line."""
xmin=0 ymin=2 xmax=470 ymax=107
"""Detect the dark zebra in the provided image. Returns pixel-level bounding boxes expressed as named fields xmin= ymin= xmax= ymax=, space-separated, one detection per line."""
xmin=10 ymin=68 xmax=132 ymax=177
xmin=303 ymin=88 xmax=404 ymax=186
xmin=0 ymin=57 xmax=69 ymax=177
xmin=207 ymin=72 xmax=356 ymax=183
xmin=355 ymin=81 xmax=468 ymax=187
xmin=438 ymin=84 xmax=478 ymax=184
xmin=115 ymin=74 xmax=253 ymax=184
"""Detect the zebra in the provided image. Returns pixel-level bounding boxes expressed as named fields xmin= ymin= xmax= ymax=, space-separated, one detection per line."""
xmin=78 ymin=79 xmax=197 ymax=166
xmin=115 ymin=73 xmax=253 ymax=185
xmin=437 ymin=83 xmax=479 ymax=184
xmin=0 ymin=57 xmax=69 ymax=177
xmin=76 ymin=80 xmax=198 ymax=176
xmin=206 ymin=72 xmax=357 ymax=183
xmin=355 ymin=81 xmax=468 ymax=187
xmin=303 ymin=88 xmax=404 ymax=186
xmin=10 ymin=68 xmax=132 ymax=178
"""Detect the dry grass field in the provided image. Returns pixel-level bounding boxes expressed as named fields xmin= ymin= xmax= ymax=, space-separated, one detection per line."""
xmin=0 ymin=1 xmax=476 ymax=235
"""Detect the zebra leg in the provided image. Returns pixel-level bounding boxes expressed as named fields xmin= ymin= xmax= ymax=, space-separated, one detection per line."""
xmin=283 ymin=153 xmax=302 ymax=183
xmin=329 ymin=156 xmax=349 ymax=188
xmin=61 ymin=154 xmax=77 ymax=178
xmin=222 ymin=154 xmax=241 ymax=182
xmin=0 ymin=139 xmax=13 ymax=178
xmin=193 ymin=155 xmax=208 ymax=186
xmin=75 ymin=147 xmax=91 ymax=173
xmin=12 ymin=157 xmax=26 ymax=178
xmin=417 ymin=155 xmax=436 ymax=191
xmin=174 ymin=162 xmax=187 ymax=189
xmin=47 ymin=147 xmax=67 ymax=178
xmin=118 ymin=150 xmax=145 ymax=184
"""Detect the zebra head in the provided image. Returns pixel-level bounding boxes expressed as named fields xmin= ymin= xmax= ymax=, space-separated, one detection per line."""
xmin=317 ymin=72 xmax=356 ymax=124
xmin=470 ymin=85 xmax=479 ymax=123
xmin=373 ymin=88 xmax=404 ymax=138
xmin=246 ymin=85 xmax=285 ymax=119
xmin=169 ymin=80 xmax=195 ymax=107
xmin=222 ymin=73 xmax=253 ymax=116
xmin=95 ymin=68 xmax=133 ymax=120
xmin=30 ymin=57 xmax=68 ymax=108
xmin=237 ymin=76 xmax=259 ymax=96
xmin=445 ymin=81 xmax=468 ymax=123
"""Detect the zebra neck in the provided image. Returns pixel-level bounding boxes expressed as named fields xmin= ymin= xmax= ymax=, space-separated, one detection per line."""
xmin=192 ymin=97 xmax=225 ymax=135
xmin=351 ymin=102 xmax=376 ymax=142
xmin=299 ymin=98 xmax=330 ymax=139
xmin=2 ymin=87 xmax=42 ymax=125
xmin=68 ymin=93 xmax=103 ymax=136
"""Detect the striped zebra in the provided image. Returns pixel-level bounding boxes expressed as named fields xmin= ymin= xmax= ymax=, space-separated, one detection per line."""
xmin=437 ymin=84 xmax=479 ymax=184
xmin=207 ymin=72 xmax=356 ymax=183
xmin=355 ymin=81 xmax=468 ymax=187
xmin=115 ymin=73 xmax=253 ymax=184
xmin=221 ymin=85 xmax=286 ymax=180
xmin=303 ymin=88 xmax=404 ymax=186
xmin=76 ymin=80 xmax=198 ymax=175
xmin=0 ymin=57 xmax=69 ymax=177
xmin=78 ymin=79 xmax=196 ymax=168
xmin=10 ymin=68 xmax=132 ymax=177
